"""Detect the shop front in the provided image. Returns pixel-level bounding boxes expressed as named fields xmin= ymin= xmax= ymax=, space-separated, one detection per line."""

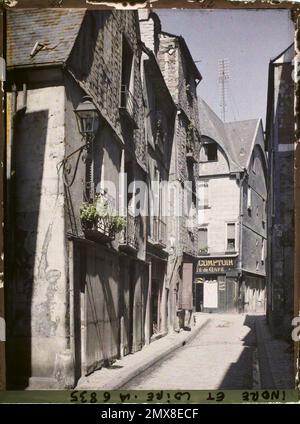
xmin=194 ymin=256 xmax=240 ymax=313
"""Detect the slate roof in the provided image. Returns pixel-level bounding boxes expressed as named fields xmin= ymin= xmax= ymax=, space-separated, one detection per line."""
xmin=224 ymin=119 xmax=260 ymax=169
xmin=7 ymin=9 xmax=86 ymax=68
xmin=199 ymin=98 xmax=260 ymax=172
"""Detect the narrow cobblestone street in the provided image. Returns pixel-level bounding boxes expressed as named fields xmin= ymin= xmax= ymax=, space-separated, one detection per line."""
xmin=123 ymin=314 xmax=258 ymax=390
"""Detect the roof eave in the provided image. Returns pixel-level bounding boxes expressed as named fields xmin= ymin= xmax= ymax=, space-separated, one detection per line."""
xmin=7 ymin=61 xmax=65 ymax=71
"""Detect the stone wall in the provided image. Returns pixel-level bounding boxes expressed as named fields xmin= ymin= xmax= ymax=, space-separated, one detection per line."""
xmin=267 ymin=58 xmax=294 ymax=337
xmin=155 ymin=30 xmax=200 ymax=328
xmin=67 ymin=10 xmax=147 ymax=171
xmin=6 ymin=84 xmax=68 ymax=388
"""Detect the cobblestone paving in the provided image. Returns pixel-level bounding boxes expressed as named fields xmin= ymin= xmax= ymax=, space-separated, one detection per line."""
xmin=123 ymin=314 xmax=257 ymax=390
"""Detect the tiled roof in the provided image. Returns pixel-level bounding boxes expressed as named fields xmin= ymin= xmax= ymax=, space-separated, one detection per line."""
xmin=199 ymin=98 xmax=240 ymax=171
xmin=225 ymin=119 xmax=260 ymax=169
xmin=7 ymin=9 xmax=86 ymax=68
xmin=199 ymin=98 xmax=260 ymax=172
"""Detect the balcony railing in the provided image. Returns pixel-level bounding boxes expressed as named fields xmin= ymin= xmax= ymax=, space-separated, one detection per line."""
xmin=198 ymin=247 xmax=209 ymax=256
xmin=152 ymin=218 xmax=167 ymax=248
xmin=80 ymin=189 xmax=123 ymax=242
xmin=119 ymin=85 xmax=138 ymax=128
xmin=119 ymin=212 xmax=139 ymax=252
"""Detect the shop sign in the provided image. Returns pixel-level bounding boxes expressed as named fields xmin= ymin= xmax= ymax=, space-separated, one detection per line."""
xmin=197 ymin=257 xmax=236 ymax=274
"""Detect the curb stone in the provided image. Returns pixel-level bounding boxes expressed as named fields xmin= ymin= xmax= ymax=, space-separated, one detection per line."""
xmin=115 ymin=318 xmax=211 ymax=390
xmin=77 ymin=317 xmax=211 ymax=390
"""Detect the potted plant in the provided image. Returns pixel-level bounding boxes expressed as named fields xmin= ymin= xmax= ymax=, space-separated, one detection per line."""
xmin=80 ymin=195 xmax=127 ymax=239
xmin=111 ymin=215 xmax=126 ymax=234
xmin=80 ymin=202 xmax=98 ymax=230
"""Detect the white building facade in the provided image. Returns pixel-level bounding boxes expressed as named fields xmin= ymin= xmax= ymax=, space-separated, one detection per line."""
xmin=195 ymin=99 xmax=267 ymax=314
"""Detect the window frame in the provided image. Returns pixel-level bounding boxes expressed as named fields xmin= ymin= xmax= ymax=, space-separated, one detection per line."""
xmin=226 ymin=222 xmax=237 ymax=253
xmin=247 ymin=186 xmax=252 ymax=211
xmin=261 ymin=238 xmax=266 ymax=265
xmin=198 ymin=225 xmax=209 ymax=254
xmin=200 ymin=141 xmax=218 ymax=163
xmin=198 ymin=179 xmax=209 ymax=209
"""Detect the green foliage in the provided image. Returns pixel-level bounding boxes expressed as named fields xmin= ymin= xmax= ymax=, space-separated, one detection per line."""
xmin=80 ymin=202 xmax=98 ymax=223
xmin=80 ymin=195 xmax=126 ymax=234
xmin=110 ymin=215 xmax=126 ymax=233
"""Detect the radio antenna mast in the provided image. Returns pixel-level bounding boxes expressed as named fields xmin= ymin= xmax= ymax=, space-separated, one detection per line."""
xmin=218 ymin=59 xmax=230 ymax=122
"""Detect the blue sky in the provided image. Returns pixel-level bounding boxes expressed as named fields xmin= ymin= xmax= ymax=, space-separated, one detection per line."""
xmin=156 ymin=9 xmax=294 ymax=127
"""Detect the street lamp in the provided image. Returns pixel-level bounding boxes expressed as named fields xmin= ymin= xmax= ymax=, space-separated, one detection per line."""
xmin=74 ymin=96 xmax=100 ymax=140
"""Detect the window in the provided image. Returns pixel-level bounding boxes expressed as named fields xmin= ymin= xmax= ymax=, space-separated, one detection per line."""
xmin=247 ymin=187 xmax=252 ymax=211
xmin=226 ymin=223 xmax=236 ymax=251
xmin=262 ymin=199 xmax=266 ymax=229
xmin=206 ymin=143 xmax=218 ymax=161
xmin=153 ymin=168 xmax=160 ymax=219
xmin=198 ymin=180 xmax=209 ymax=208
xmin=200 ymin=142 xmax=218 ymax=162
xmin=251 ymin=156 xmax=256 ymax=174
xmin=121 ymin=35 xmax=134 ymax=92
xmin=199 ymin=227 xmax=208 ymax=253
xmin=120 ymin=35 xmax=136 ymax=120
xmin=155 ymin=110 xmax=166 ymax=154
xmin=261 ymin=239 xmax=265 ymax=265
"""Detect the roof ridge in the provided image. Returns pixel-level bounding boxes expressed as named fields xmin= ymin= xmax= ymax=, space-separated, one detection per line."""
xmin=225 ymin=118 xmax=260 ymax=125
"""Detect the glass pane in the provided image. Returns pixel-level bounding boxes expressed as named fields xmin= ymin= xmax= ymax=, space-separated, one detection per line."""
xmin=227 ymin=239 xmax=235 ymax=250
xmin=227 ymin=223 xmax=235 ymax=239
xmin=85 ymin=117 xmax=93 ymax=133
xmin=199 ymin=228 xmax=207 ymax=249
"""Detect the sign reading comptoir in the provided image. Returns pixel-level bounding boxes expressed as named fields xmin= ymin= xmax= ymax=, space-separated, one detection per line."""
xmin=197 ymin=257 xmax=236 ymax=274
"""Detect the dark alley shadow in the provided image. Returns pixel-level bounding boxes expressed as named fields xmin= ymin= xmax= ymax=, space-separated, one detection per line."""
xmin=218 ymin=314 xmax=295 ymax=390
xmin=218 ymin=314 xmax=258 ymax=390
xmin=6 ymin=110 xmax=49 ymax=389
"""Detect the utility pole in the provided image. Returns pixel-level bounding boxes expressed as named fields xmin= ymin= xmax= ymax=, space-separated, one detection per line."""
xmin=218 ymin=58 xmax=229 ymax=122
xmin=0 ymin=6 xmax=6 ymax=390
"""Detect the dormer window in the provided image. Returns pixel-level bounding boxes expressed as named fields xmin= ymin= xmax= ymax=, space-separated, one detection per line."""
xmin=207 ymin=143 xmax=218 ymax=161
xmin=201 ymin=142 xmax=218 ymax=162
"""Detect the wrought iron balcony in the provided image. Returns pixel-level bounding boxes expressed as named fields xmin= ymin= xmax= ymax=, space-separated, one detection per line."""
xmin=119 ymin=85 xmax=138 ymax=128
xmin=152 ymin=218 xmax=167 ymax=249
xmin=80 ymin=190 xmax=124 ymax=243
xmin=119 ymin=212 xmax=139 ymax=252
xmin=198 ymin=247 xmax=209 ymax=256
